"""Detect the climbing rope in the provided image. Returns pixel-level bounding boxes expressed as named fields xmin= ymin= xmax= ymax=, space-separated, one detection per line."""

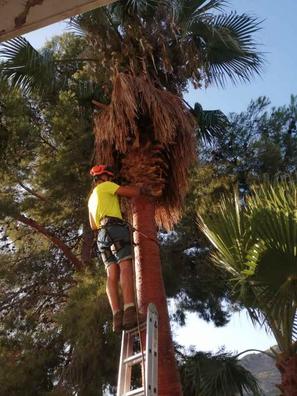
xmin=128 ymin=221 xmax=147 ymax=395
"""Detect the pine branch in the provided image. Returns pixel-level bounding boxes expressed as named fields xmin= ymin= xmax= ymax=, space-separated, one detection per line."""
xmin=0 ymin=283 xmax=37 ymax=312
xmin=18 ymin=181 xmax=47 ymax=201
xmin=16 ymin=214 xmax=83 ymax=271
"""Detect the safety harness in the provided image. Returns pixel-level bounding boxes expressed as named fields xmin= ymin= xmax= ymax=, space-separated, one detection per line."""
xmin=99 ymin=217 xmax=131 ymax=265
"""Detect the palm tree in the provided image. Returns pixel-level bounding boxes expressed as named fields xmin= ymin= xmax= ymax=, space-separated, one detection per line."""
xmin=87 ymin=2 xmax=262 ymax=394
xmin=199 ymin=181 xmax=297 ymax=396
xmin=179 ymin=348 xmax=262 ymax=396
xmin=0 ymin=1 xmax=263 ymax=394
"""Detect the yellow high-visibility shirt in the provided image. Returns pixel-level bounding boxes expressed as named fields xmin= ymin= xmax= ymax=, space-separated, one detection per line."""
xmin=88 ymin=181 xmax=122 ymax=229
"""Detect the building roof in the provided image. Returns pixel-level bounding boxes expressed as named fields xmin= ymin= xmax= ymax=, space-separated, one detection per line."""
xmin=0 ymin=0 xmax=115 ymax=42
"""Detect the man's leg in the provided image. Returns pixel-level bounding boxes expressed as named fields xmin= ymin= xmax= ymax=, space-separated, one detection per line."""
xmin=119 ymin=259 xmax=138 ymax=329
xmin=107 ymin=223 xmax=137 ymax=329
xmin=98 ymin=228 xmax=123 ymax=332
xmin=106 ymin=263 xmax=121 ymax=313
xmin=119 ymin=259 xmax=135 ymax=306
xmin=106 ymin=263 xmax=123 ymax=333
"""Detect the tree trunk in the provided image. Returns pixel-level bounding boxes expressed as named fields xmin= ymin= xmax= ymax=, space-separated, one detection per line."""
xmin=132 ymin=196 xmax=183 ymax=396
xmin=276 ymin=354 xmax=297 ymax=396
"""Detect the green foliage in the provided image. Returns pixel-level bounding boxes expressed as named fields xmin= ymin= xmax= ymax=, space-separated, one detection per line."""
xmin=0 ymin=79 xmax=38 ymax=168
xmin=179 ymin=348 xmax=263 ymax=396
xmin=0 ymin=243 xmax=72 ymax=395
xmin=0 ymin=33 xmax=87 ymax=98
xmin=0 ymin=33 xmax=111 ymax=395
xmin=1 ymin=1 xmax=263 ymax=97
xmin=161 ymin=164 xmax=235 ymax=326
xmin=0 ymin=37 xmax=56 ymax=96
xmin=199 ymin=180 xmax=297 ymax=356
xmin=55 ymin=270 xmax=119 ymax=395
xmin=192 ymin=102 xmax=230 ymax=143
xmin=71 ymin=0 xmax=263 ymax=94
xmin=205 ymin=96 xmax=297 ymax=182
xmin=0 ymin=241 xmax=118 ymax=395
xmin=0 ymin=332 xmax=65 ymax=396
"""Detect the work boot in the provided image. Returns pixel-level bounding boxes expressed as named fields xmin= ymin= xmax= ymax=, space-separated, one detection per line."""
xmin=113 ymin=310 xmax=123 ymax=334
xmin=122 ymin=306 xmax=137 ymax=330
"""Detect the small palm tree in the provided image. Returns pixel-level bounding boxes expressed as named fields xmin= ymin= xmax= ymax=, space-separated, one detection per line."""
xmin=179 ymin=349 xmax=262 ymax=396
xmin=199 ymin=181 xmax=297 ymax=396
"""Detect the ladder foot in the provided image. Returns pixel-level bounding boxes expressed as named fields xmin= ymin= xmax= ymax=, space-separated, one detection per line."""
xmin=117 ymin=303 xmax=159 ymax=396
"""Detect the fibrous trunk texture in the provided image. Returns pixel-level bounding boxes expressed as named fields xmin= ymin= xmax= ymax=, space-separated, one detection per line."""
xmin=276 ymin=354 xmax=297 ymax=396
xmin=93 ymin=72 xmax=196 ymax=230
xmin=132 ymin=196 xmax=183 ymax=396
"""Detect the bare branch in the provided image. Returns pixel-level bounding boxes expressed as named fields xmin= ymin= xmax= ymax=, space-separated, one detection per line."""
xmin=18 ymin=181 xmax=47 ymax=201
xmin=16 ymin=214 xmax=83 ymax=271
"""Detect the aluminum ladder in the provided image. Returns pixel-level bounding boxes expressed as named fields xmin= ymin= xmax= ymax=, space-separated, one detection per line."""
xmin=117 ymin=303 xmax=158 ymax=396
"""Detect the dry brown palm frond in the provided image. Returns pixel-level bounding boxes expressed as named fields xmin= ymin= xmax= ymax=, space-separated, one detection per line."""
xmin=93 ymin=72 xmax=197 ymax=229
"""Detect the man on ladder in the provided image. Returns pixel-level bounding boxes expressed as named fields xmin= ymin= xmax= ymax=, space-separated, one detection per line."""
xmin=88 ymin=164 xmax=142 ymax=333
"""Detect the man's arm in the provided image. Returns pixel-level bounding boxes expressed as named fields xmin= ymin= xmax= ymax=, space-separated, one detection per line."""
xmin=116 ymin=185 xmax=141 ymax=198
xmin=89 ymin=212 xmax=98 ymax=230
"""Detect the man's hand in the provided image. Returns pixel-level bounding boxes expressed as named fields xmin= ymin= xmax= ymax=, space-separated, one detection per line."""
xmin=116 ymin=184 xmax=157 ymax=198
xmin=116 ymin=185 xmax=140 ymax=198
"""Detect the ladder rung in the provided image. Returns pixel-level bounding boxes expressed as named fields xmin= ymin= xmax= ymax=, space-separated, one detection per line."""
xmin=125 ymin=387 xmax=144 ymax=396
xmin=117 ymin=304 xmax=158 ymax=396
xmin=123 ymin=351 xmax=145 ymax=366
xmin=126 ymin=322 xmax=146 ymax=336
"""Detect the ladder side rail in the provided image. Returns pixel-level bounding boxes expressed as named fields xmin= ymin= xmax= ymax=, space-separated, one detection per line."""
xmin=117 ymin=331 xmax=132 ymax=396
xmin=123 ymin=332 xmax=133 ymax=394
xmin=117 ymin=303 xmax=159 ymax=396
xmin=117 ymin=330 xmax=126 ymax=396
xmin=151 ymin=312 xmax=158 ymax=396
xmin=145 ymin=304 xmax=158 ymax=396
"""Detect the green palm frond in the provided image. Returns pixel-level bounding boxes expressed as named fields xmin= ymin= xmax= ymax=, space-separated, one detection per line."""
xmin=248 ymin=183 xmax=297 ymax=286
xmin=198 ymin=194 xmax=255 ymax=276
xmin=190 ymin=12 xmax=263 ymax=85
xmin=109 ymin=0 xmax=161 ymax=20
xmin=199 ymin=180 xmax=297 ymax=355
xmin=121 ymin=0 xmax=159 ymax=12
xmin=175 ymin=0 xmax=227 ymax=25
xmin=180 ymin=350 xmax=263 ymax=396
xmin=0 ymin=37 xmax=56 ymax=96
xmin=192 ymin=102 xmax=229 ymax=143
xmin=71 ymin=7 xmax=111 ymax=35
xmin=250 ymin=181 xmax=297 ymax=214
xmin=200 ymin=354 xmax=263 ymax=396
xmin=244 ymin=282 xmax=297 ymax=352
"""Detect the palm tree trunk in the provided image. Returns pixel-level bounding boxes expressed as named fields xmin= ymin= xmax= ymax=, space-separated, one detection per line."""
xmin=132 ymin=196 xmax=183 ymax=396
xmin=276 ymin=354 xmax=297 ymax=396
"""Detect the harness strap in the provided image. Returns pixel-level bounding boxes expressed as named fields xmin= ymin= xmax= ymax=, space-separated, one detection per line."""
xmin=113 ymin=239 xmax=130 ymax=252
xmin=101 ymin=247 xmax=113 ymax=264
xmin=100 ymin=216 xmax=125 ymax=226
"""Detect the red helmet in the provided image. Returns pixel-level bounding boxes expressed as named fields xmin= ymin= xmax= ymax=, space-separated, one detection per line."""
xmin=90 ymin=164 xmax=114 ymax=177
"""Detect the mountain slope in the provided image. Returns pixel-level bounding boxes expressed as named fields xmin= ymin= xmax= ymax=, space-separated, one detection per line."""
xmin=241 ymin=350 xmax=280 ymax=395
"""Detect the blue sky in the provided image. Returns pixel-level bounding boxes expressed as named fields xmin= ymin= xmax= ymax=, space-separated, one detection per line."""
xmin=189 ymin=0 xmax=297 ymax=114
xmin=22 ymin=0 xmax=296 ymax=354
